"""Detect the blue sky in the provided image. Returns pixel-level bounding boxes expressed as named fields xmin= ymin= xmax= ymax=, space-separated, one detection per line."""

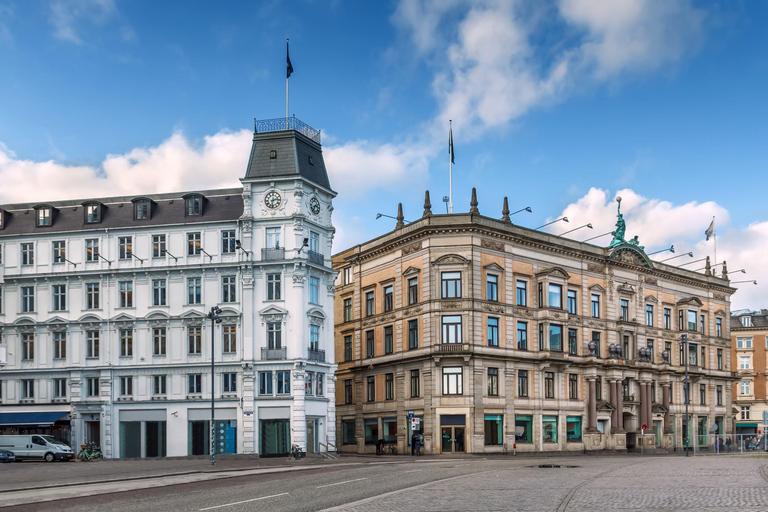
xmin=0 ymin=0 xmax=766 ymax=308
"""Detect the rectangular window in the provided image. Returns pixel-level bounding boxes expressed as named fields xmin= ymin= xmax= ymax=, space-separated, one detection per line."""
xmin=222 ymin=276 xmax=236 ymax=303
xmin=442 ymin=315 xmax=462 ymax=344
xmin=568 ymin=328 xmax=578 ymax=355
xmin=384 ymin=326 xmax=393 ymax=354
xmin=365 ymin=330 xmax=375 ymax=357
xmin=407 ymin=319 xmax=419 ymax=349
xmin=221 ymin=230 xmax=236 ymax=254
xmin=716 ymin=385 xmax=723 ymax=406
xmin=152 ymin=235 xmax=166 ymax=258
xmin=591 ymin=331 xmax=601 ymax=357
xmin=119 ymin=281 xmax=133 ymax=308
xmin=487 ymin=368 xmax=499 ymax=396
xmin=342 ymin=420 xmax=355 ymax=445
xmin=687 ymin=310 xmax=697 ymax=331
xmin=383 ymin=285 xmax=393 ymax=311
xmin=85 ymin=204 xmax=100 ymax=223
xmin=515 ymin=415 xmax=532 ymax=443
xmin=620 ymin=299 xmax=629 ymax=321
xmin=153 ymin=327 xmax=167 ymax=356
xmin=120 ymin=329 xmax=133 ymax=357
xmin=120 ymin=376 xmax=133 ymax=397
xmin=365 ymin=290 xmax=375 ymax=316
xmin=344 ymin=379 xmax=353 ymax=404
xmin=21 ymin=242 xmax=34 ymax=265
xmin=223 ymin=373 xmax=237 ymax=394
xmin=187 ymin=232 xmax=201 ymax=255
xmin=741 ymin=406 xmax=751 ymax=420
xmin=87 ymin=377 xmax=100 ymax=397
xmin=567 ymin=290 xmax=577 ymax=314
xmin=186 ymin=196 xmax=202 ymax=216
xmin=516 ymin=280 xmax=527 ymax=306
xmin=517 ymin=321 xmax=528 ymax=350
xmin=188 ymin=374 xmax=202 ymax=395
xmin=385 ymin=373 xmax=394 ymax=400
xmin=267 ymin=322 xmax=281 ymax=349
xmin=737 ymin=337 xmax=753 ymax=349
xmin=86 ymin=283 xmax=100 ymax=309
xmin=266 ymin=227 xmax=280 ymax=249
xmin=188 ymin=326 xmax=202 ymax=354
xmin=688 ymin=343 xmax=699 ymax=366
xmin=267 ymin=273 xmax=281 ymax=300
xmin=364 ymin=418 xmax=378 ymax=444
xmin=700 ymin=346 xmax=706 ymax=368
xmin=85 ymin=239 xmax=99 ymax=261
xmin=544 ymin=371 xmax=555 ymax=398
xmin=739 ymin=355 xmax=750 ymax=370
xmin=344 ymin=335 xmax=352 ymax=361
xmin=595 ymin=377 xmax=602 ymax=400
xmin=411 ymin=370 xmax=420 ymax=398
xmin=37 ymin=207 xmax=51 ymax=226
xmin=343 ymin=267 xmax=352 ymax=285
xmin=152 ymin=279 xmax=167 ymax=307
xmin=664 ymin=307 xmax=671 ymax=329
xmin=153 ymin=375 xmax=167 ymax=396
xmin=135 ymin=201 xmax=150 ymax=220
xmin=21 ymin=379 xmax=34 ymax=399
xmin=517 ymin=370 xmax=529 ymax=397
xmin=542 ymin=416 xmax=558 ymax=443
xmin=699 ymin=384 xmax=706 ymax=405
xmin=548 ymin=284 xmax=562 ymax=309
xmin=277 ymin=371 xmax=290 ymax=394
xmin=566 ymin=417 xmax=582 ymax=442
xmin=343 ymin=298 xmax=352 ymax=322
xmin=53 ymin=332 xmax=66 ymax=359
xmin=223 ymin=325 xmax=237 ymax=353
xmin=584 ymin=295 xmax=597 ymax=320
xmin=309 ymin=324 xmax=320 ymax=351
xmin=441 ymin=271 xmax=462 ymax=299
xmin=549 ymin=324 xmax=563 ymax=352
xmin=309 ymin=231 xmax=319 ymax=253
xmin=646 ymin=304 xmax=654 ymax=326
xmin=408 ymin=277 xmax=418 ymax=305
xmin=309 ymin=277 xmax=319 ymax=303
xmin=442 ymin=367 xmax=463 ymax=395
xmin=717 ymin=349 xmax=723 ymax=370
xmin=259 ymin=371 xmax=273 ymax=395
xmin=52 ymin=284 xmax=66 ymax=311
xmin=21 ymin=286 xmax=34 ymax=312
xmin=366 ymin=376 xmax=375 ymax=402
xmin=716 ymin=317 xmax=722 ymax=337
xmin=187 ymin=277 xmax=202 ymax=304
xmin=86 ymin=331 xmax=99 ymax=358
xmin=568 ymin=374 xmax=578 ymax=399
xmin=487 ymin=317 xmax=499 ymax=347
xmin=487 ymin=274 xmax=498 ymax=302
xmin=700 ymin=314 xmax=706 ymax=334
xmin=52 ymin=240 xmax=66 ymax=263
xmin=118 ymin=236 xmax=132 ymax=260
xmin=484 ymin=414 xmax=503 ymax=446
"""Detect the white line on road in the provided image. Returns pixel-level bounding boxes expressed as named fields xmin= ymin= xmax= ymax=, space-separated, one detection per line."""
xmin=199 ymin=492 xmax=289 ymax=511
xmin=317 ymin=478 xmax=368 ymax=488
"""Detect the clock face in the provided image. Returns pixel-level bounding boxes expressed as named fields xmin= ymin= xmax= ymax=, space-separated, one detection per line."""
xmin=265 ymin=191 xmax=281 ymax=209
xmin=309 ymin=197 xmax=321 ymax=215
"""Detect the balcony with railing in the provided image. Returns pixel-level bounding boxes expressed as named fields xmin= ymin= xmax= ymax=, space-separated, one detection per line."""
xmin=262 ymin=248 xmax=285 ymax=261
xmin=308 ymin=348 xmax=326 ymax=362
xmin=261 ymin=347 xmax=287 ymax=360
xmin=308 ymin=250 xmax=324 ymax=266
xmin=254 ymin=117 xmax=321 ymax=144
xmin=432 ymin=343 xmax=472 ymax=354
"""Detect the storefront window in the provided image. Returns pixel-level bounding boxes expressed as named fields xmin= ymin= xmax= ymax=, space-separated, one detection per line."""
xmin=484 ymin=414 xmax=503 ymax=445
xmin=364 ymin=418 xmax=378 ymax=444
xmin=342 ymin=419 xmax=356 ymax=445
xmin=542 ymin=416 xmax=558 ymax=443
xmin=515 ymin=415 xmax=532 ymax=443
xmin=566 ymin=417 xmax=582 ymax=441
xmin=382 ymin=417 xmax=397 ymax=442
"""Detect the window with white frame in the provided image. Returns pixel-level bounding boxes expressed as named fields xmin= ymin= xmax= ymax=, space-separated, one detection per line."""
xmin=442 ymin=367 xmax=463 ymax=395
xmin=740 ymin=380 xmax=751 ymax=395
xmin=310 ymin=324 xmax=320 ymax=351
xmin=118 ymin=236 xmax=132 ymax=259
xmin=87 ymin=377 xmax=99 ymax=397
xmin=309 ymin=231 xmax=319 ymax=253
xmin=267 ymin=273 xmax=282 ymax=300
xmin=487 ymin=274 xmax=499 ymax=302
xmin=153 ymin=375 xmax=167 ymax=396
xmin=86 ymin=331 xmax=99 ymax=358
xmin=309 ymin=276 xmax=319 ymax=303
xmin=53 ymin=332 xmax=66 ymax=359
xmin=277 ymin=371 xmax=290 ymax=394
xmin=153 ymin=327 xmax=166 ymax=356
xmin=221 ymin=230 xmax=236 ymax=254
xmin=119 ymin=281 xmax=133 ymax=308
xmin=21 ymin=333 xmax=34 ymax=360
xmin=516 ymin=280 xmax=527 ymax=306
xmin=739 ymin=356 xmax=751 ymax=370
xmin=442 ymin=315 xmax=462 ymax=344
xmin=259 ymin=371 xmax=273 ymax=395
xmin=152 ymin=234 xmax=166 ymax=258
xmin=21 ymin=379 xmax=34 ymax=399
xmin=86 ymin=239 xmax=99 ymax=261
xmin=119 ymin=329 xmax=133 ymax=357
xmin=86 ymin=283 xmax=100 ymax=309
xmin=222 ymin=275 xmax=236 ymax=303
xmin=21 ymin=242 xmax=34 ymax=265
xmin=741 ymin=406 xmax=751 ymax=420
xmin=21 ymin=286 xmax=34 ymax=312
xmin=187 ymin=232 xmax=201 ymax=255
xmin=52 ymin=284 xmax=66 ymax=311
xmin=223 ymin=325 xmax=236 ymax=353
xmin=266 ymin=227 xmax=280 ymax=248
xmin=119 ymin=376 xmax=133 ymax=397
xmin=187 ymin=277 xmax=201 ymax=304
xmin=52 ymin=240 xmax=66 ymax=263
xmin=53 ymin=378 xmax=66 ymax=398
xmin=222 ymin=373 xmax=237 ymax=394
xmin=188 ymin=374 xmax=202 ymax=395
xmin=408 ymin=276 xmax=419 ymax=305
xmin=267 ymin=322 xmax=281 ymax=349
xmin=152 ymin=279 xmax=167 ymax=306
xmin=188 ymin=326 xmax=202 ymax=354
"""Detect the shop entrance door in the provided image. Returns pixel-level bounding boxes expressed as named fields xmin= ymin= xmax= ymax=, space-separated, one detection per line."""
xmin=440 ymin=427 xmax=465 ymax=453
xmin=85 ymin=421 xmax=101 ymax=445
xmin=306 ymin=419 xmax=316 ymax=454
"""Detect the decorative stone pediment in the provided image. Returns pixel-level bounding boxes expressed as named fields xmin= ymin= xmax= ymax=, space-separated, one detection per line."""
xmin=597 ymin=400 xmax=616 ymax=412
xmin=402 ymin=266 xmax=421 ymax=277
xmin=677 ymin=297 xmax=704 ymax=307
xmin=146 ymin=311 xmax=171 ymax=320
xmin=609 ymin=244 xmax=654 ymax=269
xmin=652 ymin=403 xmax=669 ymax=414
xmin=714 ymin=309 xmax=727 ymax=317
xmin=112 ymin=313 xmax=136 ymax=323
xmin=432 ymin=254 xmax=471 ymax=267
xmin=645 ymin=295 xmax=659 ymax=304
xmin=590 ymin=284 xmax=606 ymax=293
xmin=307 ymin=307 xmax=326 ymax=326
xmin=536 ymin=266 xmax=570 ymax=280
xmin=259 ymin=305 xmax=288 ymax=325
xmin=484 ymin=262 xmax=505 ymax=273
xmin=617 ymin=283 xmax=636 ymax=295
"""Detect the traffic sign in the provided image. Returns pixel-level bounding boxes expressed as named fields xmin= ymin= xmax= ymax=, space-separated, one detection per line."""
xmin=763 ymin=411 xmax=768 ymax=422
xmin=408 ymin=410 xmax=415 ymax=419
xmin=711 ymin=424 xmax=719 ymax=432
xmin=641 ymin=423 xmax=648 ymax=431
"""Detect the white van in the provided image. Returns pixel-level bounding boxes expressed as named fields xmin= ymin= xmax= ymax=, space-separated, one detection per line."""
xmin=0 ymin=435 xmax=74 ymax=462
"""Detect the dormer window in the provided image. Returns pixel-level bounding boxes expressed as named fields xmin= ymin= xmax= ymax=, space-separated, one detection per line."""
xmin=83 ymin=202 xmax=103 ymax=224
xmin=34 ymin=205 xmax=54 ymax=227
xmin=132 ymin=198 xmax=153 ymax=220
xmin=0 ymin=208 xmax=6 ymax=230
xmin=741 ymin=316 xmax=753 ymax=327
xmin=184 ymin=194 xmax=204 ymax=216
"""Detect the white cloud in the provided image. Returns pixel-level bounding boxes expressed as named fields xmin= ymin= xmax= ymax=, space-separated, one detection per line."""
xmin=48 ymin=0 xmax=119 ymax=44
xmin=0 ymin=130 xmax=252 ymax=204
xmin=554 ymin=187 xmax=764 ymax=310
xmin=0 ymin=4 xmax=13 ymax=42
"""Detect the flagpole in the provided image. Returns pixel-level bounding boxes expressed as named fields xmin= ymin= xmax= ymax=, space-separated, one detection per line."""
xmin=449 ymin=120 xmax=453 ymax=214
xmin=286 ymin=38 xmax=290 ymax=130
xmin=713 ymin=216 xmax=717 ymax=270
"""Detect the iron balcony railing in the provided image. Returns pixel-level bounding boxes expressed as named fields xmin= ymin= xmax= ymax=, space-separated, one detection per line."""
xmin=308 ymin=250 xmax=324 ymax=266
xmin=254 ymin=117 xmax=321 ymax=144
xmin=261 ymin=347 xmax=287 ymax=360
xmin=262 ymin=248 xmax=285 ymax=261
xmin=308 ymin=348 xmax=325 ymax=362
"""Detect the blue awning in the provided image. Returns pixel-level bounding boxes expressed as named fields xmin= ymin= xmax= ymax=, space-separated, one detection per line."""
xmin=0 ymin=411 xmax=70 ymax=427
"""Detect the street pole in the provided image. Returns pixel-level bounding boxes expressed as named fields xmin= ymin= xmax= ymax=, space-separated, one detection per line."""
xmin=208 ymin=306 xmax=222 ymax=466
xmin=682 ymin=333 xmax=689 ymax=457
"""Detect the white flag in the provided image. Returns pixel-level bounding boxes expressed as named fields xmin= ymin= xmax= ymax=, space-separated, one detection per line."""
xmin=705 ymin=218 xmax=715 ymax=241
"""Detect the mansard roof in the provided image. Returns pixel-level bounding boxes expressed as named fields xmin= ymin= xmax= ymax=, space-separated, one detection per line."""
xmin=0 ymin=188 xmax=243 ymax=236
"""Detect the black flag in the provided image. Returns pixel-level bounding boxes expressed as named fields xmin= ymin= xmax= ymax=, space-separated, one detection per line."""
xmin=287 ymin=40 xmax=294 ymax=78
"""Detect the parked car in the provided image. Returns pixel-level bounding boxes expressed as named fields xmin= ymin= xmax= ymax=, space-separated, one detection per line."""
xmin=0 ymin=448 xmax=16 ymax=463
xmin=0 ymin=435 xmax=74 ymax=462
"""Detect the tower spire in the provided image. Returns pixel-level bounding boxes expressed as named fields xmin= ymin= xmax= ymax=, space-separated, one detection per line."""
xmin=395 ymin=203 xmax=405 ymax=229
xmin=469 ymin=187 xmax=479 ymax=215
xmin=423 ymin=190 xmax=432 ymax=218
xmin=501 ymin=196 xmax=510 ymax=223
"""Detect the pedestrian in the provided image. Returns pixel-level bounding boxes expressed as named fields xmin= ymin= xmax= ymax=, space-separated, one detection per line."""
xmin=726 ymin=436 xmax=732 ymax=452
xmin=416 ymin=434 xmax=423 ymax=455
xmin=375 ymin=438 xmax=384 ymax=456
xmin=411 ymin=433 xmax=419 ymax=456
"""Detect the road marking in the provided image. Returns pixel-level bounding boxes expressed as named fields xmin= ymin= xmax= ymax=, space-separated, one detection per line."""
xmin=199 ymin=492 xmax=289 ymax=510
xmin=403 ymin=470 xmax=421 ymax=473
xmin=317 ymin=477 xmax=368 ymax=488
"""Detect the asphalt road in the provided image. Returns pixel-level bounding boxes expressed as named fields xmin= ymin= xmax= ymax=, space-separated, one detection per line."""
xmin=4 ymin=455 xmax=768 ymax=511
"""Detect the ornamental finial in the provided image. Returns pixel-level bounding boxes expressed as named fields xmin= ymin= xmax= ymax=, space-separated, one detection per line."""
xmin=501 ymin=196 xmax=511 ymax=223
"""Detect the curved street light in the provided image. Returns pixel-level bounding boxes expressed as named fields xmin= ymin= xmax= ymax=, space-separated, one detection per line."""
xmin=647 ymin=245 xmax=674 ymax=256
xmin=560 ymin=223 xmax=592 ymax=237
xmin=536 ymin=216 xmax=568 ymax=230
xmin=731 ymin=280 xmax=757 ymax=285
xmin=661 ymin=252 xmax=693 ymax=263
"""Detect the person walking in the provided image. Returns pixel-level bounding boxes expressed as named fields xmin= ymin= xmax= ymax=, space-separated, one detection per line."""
xmin=375 ymin=438 xmax=384 ymax=456
xmin=726 ymin=436 xmax=732 ymax=452
xmin=411 ymin=433 xmax=419 ymax=456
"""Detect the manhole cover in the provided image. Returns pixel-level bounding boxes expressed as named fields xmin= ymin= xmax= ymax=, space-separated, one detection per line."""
xmin=531 ymin=464 xmax=579 ymax=469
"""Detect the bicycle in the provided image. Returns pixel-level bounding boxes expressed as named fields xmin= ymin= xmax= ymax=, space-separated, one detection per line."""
xmin=76 ymin=442 xmax=103 ymax=462
xmin=288 ymin=444 xmax=305 ymax=460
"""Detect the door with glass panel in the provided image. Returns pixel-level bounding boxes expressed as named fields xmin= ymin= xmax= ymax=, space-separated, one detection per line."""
xmin=440 ymin=426 xmax=465 ymax=453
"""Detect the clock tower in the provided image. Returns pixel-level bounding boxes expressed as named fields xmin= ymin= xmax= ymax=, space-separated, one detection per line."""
xmin=238 ymin=117 xmax=337 ymax=456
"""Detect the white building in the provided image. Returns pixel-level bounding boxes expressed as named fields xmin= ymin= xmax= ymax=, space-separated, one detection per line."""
xmin=0 ymin=117 xmax=337 ymax=458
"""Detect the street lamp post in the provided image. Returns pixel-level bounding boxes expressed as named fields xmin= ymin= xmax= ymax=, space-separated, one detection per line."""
xmin=208 ymin=306 xmax=222 ymax=465
xmin=681 ymin=333 xmax=689 ymax=456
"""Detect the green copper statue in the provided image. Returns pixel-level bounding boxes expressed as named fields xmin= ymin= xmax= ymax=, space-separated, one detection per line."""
xmin=608 ymin=196 xmax=627 ymax=249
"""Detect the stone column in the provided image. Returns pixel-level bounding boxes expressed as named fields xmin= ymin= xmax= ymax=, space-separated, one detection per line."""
xmin=587 ymin=378 xmax=597 ymax=431
xmin=662 ymin=384 xmax=671 ymax=432
xmin=646 ymin=385 xmax=653 ymax=430
xmin=616 ymin=381 xmax=624 ymax=431
xmin=639 ymin=382 xmax=648 ymax=430
xmin=609 ymin=380 xmax=618 ymax=431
